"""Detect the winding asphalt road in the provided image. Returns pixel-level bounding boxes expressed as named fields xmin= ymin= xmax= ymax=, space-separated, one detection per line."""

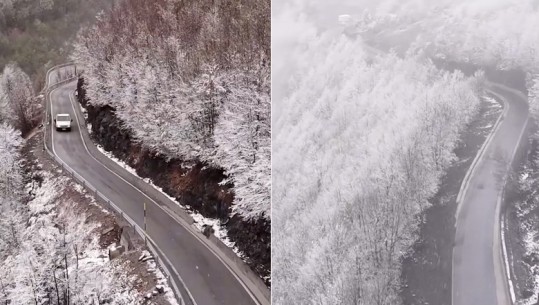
xmin=452 ymin=82 xmax=529 ymax=305
xmin=351 ymin=34 xmax=527 ymax=305
xmin=47 ymin=72 xmax=267 ymax=305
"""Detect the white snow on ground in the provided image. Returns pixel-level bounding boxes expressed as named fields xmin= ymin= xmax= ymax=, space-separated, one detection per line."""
xmin=501 ymin=214 xmax=517 ymax=303
xmin=484 ymin=96 xmax=502 ymax=109
xmin=94 ymin=144 xmax=242 ymax=256
xmin=26 ymin=171 xmax=67 ymax=217
xmin=475 ymin=95 xmax=503 ymax=131
xmin=516 ymin=169 xmax=539 ymax=305
xmin=23 ymin=168 xmax=179 ymax=304
xmin=79 ymin=102 xmax=88 ymax=119
xmin=87 ymin=123 xmax=92 ymax=134
xmin=521 ymin=172 xmax=529 ymax=182
xmin=72 ymin=179 xmax=111 ymax=214
xmin=96 ymin=144 xmax=139 ymax=176
xmin=141 ymin=250 xmax=180 ymax=305
xmin=72 ymin=181 xmax=85 ymax=193
xmin=21 ymin=171 xmax=139 ymax=303
xmin=190 ymin=212 xmax=239 ymax=250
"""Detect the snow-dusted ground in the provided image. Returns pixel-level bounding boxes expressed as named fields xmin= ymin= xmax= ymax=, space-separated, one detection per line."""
xmin=141 ymin=250 xmax=180 ymax=305
xmin=72 ymin=182 xmax=110 ymax=215
xmin=94 ymin=144 xmax=244 ymax=257
xmin=501 ymin=151 xmax=539 ymax=305
xmin=514 ymin=167 xmax=539 ymax=305
xmin=16 ymin=171 xmax=140 ymax=303
xmin=12 ymin=163 xmax=179 ymax=304
xmin=520 ymin=229 xmax=539 ymax=305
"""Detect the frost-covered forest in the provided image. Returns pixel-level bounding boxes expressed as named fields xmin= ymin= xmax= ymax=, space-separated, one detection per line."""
xmin=272 ymin=37 xmax=482 ymax=304
xmin=271 ymin=0 xmax=537 ymax=304
xmin=72 ymin=0 xmax=270 ymax=219
xmin=0 ymin=63 xmax=41 ymax=135
xmin=0 ymin=4 xmax=179 ymax=299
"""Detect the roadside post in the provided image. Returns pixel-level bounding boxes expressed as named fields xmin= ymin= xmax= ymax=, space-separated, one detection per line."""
xmin=144 ymin=202 xmax=147 ymax=245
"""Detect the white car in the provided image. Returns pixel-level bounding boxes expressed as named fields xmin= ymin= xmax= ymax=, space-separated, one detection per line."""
xmin=54 ymin=113 xmax=73 ymax=131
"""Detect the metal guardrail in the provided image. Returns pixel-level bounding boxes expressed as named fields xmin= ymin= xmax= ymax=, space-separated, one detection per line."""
xmin=42 ymin=64 xmax=188 ymax=305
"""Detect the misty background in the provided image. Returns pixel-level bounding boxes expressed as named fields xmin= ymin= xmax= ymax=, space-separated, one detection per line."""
xmin=272 ymin=0 xmax=539 ymax=304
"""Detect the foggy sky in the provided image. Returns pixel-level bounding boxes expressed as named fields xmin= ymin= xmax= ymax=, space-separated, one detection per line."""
xmin=272 ymin=0 xmax=529 ymax=122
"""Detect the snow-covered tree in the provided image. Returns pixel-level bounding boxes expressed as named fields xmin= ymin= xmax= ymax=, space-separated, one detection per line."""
xmin=72 ymin=0 xmax=271 ymax=219
xmin=0 ymin=123 xmax=25 ymax=258
xmin=0 ymin=64 xmax=40 ymax=135
xmin=212 ymin=70 xmax=271 ymax=218
xmin=272 ymin=27 xmax=482 ymax=304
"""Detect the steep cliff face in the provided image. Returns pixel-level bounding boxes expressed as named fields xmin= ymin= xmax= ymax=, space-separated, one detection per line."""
xmin=77 ymin=77 xmax=270 ymax=284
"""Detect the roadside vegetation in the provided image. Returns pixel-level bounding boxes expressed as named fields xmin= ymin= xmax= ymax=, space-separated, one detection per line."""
xmin=0 ymin=113 xmax=178 ymax=304
xmin=0 ymin=133 xmax=131 ymax=303
xmin=72 ymin=0 xmax=270 ymax=282
xmin=271 ymin=27 xmax=483 ymax=303
xmin=509 ymin=70 xmax=539 ymax=305
xmin=0 ymin=0 xmax=113 ymax=137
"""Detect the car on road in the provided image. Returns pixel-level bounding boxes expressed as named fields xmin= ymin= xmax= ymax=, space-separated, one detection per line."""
xmin=54 ymin=113 xmax=73 ymax=131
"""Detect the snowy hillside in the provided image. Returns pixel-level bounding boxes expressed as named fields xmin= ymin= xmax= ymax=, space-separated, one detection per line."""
xmin=0 ymin=124 xmax=137 ymax=303
xmin=72 ymin=0 xmax=270 ymax=220
xmin=272 ymin=38 xmax=482 ymax=305
xmin=272 ymin=1 xmax=486 ymax=304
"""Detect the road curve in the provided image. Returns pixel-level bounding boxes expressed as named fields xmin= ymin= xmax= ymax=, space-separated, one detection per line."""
xmin=48 ymin=79 xmax=264 ymax=305
xmin=452 ymin=81 xmax=528 ymax=305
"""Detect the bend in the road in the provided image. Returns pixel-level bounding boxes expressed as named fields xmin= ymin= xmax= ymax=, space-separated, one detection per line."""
xmin=452 ymin=81 xmax=528 ymax=305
